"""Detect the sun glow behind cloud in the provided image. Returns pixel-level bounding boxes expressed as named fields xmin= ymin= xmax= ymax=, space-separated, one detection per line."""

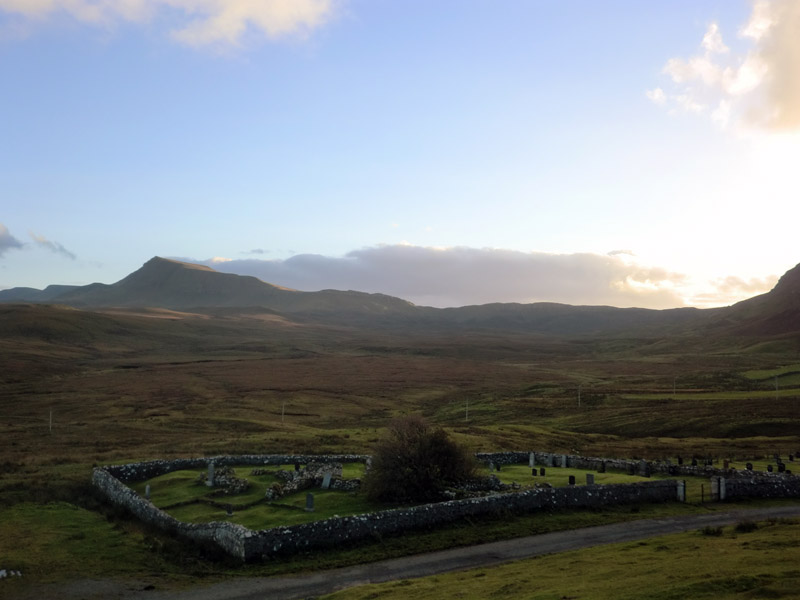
xmin=649 ymin=0 xmax=800 ymax=133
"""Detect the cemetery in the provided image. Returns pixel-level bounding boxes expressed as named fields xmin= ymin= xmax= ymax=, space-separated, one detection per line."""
xmin=92 ymin=450 xmax=800 ymax=562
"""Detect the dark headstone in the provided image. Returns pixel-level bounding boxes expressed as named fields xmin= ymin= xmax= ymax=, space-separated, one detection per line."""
xmin=226 ymin=504 xmax=233 ymax=517
xmin=677 ymin=456 xmax=683 ymax=465
xmin=626 ymin=464 xmax=635 ymax=475
xmin=723 ymin=459 xmax=729 ymax=470
xmin=496 ymin=463 xmax=501 ymax=472
xmin=540 ymin=467 xmax=546 ymax=476
xmin=598 ymin=461 xmax=606 ymax=473
xmin=778 ymin=463 xmax=786 ymax=473
xmin=586 ymin=473 xmax=595 ymax=485
xmin=305 ymin=493 xmax=314 ymax=512
xmin=746 ymin=462 xmax=753 ymax=471
xmin=790 ymin=454 xmax=794 ymax=461
xmin=568 ymin=475 xmax=575 ymax=485
xmin=786 ymin=470 xmax=792 ymax=475
xmin=767 ymin=464 xmax=773 ymax=472
xmin=691 ymin=458 xmax=698 ymax=467
xmin=531 ymin=468 xmax=538 ymax=476
xmin=294 ymin=463 xmax=301 ymax=472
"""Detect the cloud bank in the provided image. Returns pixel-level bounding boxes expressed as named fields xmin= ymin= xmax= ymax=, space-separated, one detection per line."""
xmin=0 ymin=223 xmax=23 ymax=256
xmin=649 ymin=0 xmax=800 ymax=131
xmin=0 ymin=0 xmax=335 ymax=47
xmin=194 ymin=245 xmax=690 ymax=309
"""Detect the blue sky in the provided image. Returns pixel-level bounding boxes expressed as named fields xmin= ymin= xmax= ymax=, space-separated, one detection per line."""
xmin=2 ymin=0 xmax=798 ymax=308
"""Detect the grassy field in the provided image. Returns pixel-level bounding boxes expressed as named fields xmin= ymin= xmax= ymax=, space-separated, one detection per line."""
xmin=322 ymin=518 xmax=800 ymax=600
xmin=1 ymin=304 xmax=800 ymax=590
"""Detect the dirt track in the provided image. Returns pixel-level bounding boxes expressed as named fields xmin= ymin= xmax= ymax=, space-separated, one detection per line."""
xmin=15 ymin=505 xmax=800 ymax=600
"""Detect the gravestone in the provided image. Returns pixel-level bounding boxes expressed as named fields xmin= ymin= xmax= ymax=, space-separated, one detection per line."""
xmin=639 ymin=460 xmax=649 ymax=477
xmin=496 ymin=464 xmax=502 ymax=472
xmin=778 ymin=463 xmax=786 ymax=473
xmin=746 ymin=462 xmax=753 ymax=471
xmin=786 ymin=470 xmax=792 ymax=475
xmin=767 ymin=464 xmax=773 ymax=472
xmin=529 ymin=452 xmax=535 ymax=468
xmin=547 ymin=455 xmax=554 ymax=468
xmin=531 ymin=468 xmax=538 ymax=476
xmin=206 ymin=463 xmax=215 ymax=487
xmin=540 ymin=467 xmax=546 ymax=476
xmin=677 ymin=456 xmax=683 ymax=465
xmin=145 ymin=484 xmax=151 ymax=500
xmin=626 ymin=464 xmax=635 ymax=476
xmin=568 ymin=475 xmax=575 ymax=485
xmin=562 ymin=455 xmax=568 ymax=468
xmin=790 ymin=454 xmax=795 ymax=462
xmin=723 ymin=459 xmax=729 ymax=470
xmin=295 ymin=463 xmax=301 ymax=472
xmin=691 ymin=458 xmax=698 ymax=467
xmin=305 ymin=493 xmax=314 ymax=512
xmin=226 ymin=504 xmax=233 ymax=517
xmin=598 ymin=461 xmax=606 ymax=473
xmin=321 ymin=472 xmax=332 ymax=490
xmin=586 ymin=473 xmax=595 ymax=485
xmin=489 ymin=462 xmax=495 ymax=473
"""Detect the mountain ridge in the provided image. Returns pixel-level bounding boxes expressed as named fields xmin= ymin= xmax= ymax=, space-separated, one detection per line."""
xmin=2 ymin=257 xmax=798 ymax=338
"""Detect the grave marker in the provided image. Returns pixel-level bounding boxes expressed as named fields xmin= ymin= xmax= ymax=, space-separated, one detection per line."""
xmin=568 ymin=475 xmax=575 ymax=485
xmin=531 ymin=468 xmax=537 ymax=476
xmin=691 ymin=458 xmax=698 ymax=467
xmin=226 ymin=504 xmax=233 ymax=517
xmin=598 ymin=462 xmax=606 ymax=473
xmin=321 ymin=472 xmax=332 ymax=490
xmin=723 ymin=459 xmax=729 ymax=470
xmin=778 ymin=463 xmax=786 ymax=473
xmin=746 ymin=462 xmax=753 ymax=471
xmin=206 ymin=463 xmax=215 ymax=487
xmin=145 ymin=484 xmax=151 ymax=500
xmin=540 ymin=467 xmax=546 ymax=476
xmin=529 ymin=453 xmax=535 ymax=468
xmin=305 ymin=493 xmax=314 ymax=512
xmin=768 ymin=464 xmax=773 ymax=472
xmin=586 ymin=473 xmax=595 ymax=485
xmin=562 ymin=455 xmax=568 ymax=468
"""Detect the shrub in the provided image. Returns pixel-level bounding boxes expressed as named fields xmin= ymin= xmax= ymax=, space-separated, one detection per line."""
xmin=700 ymin=525 xmax=723 ymax=536
xmin=363 ymin=415 xmax=477 ymax=503
xmin=734 ymin=520 xmax=759 ymax=533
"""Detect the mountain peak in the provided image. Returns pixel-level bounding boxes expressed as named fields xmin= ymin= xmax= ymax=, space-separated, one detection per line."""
xmin=143 ymin=256 xmax=216 ymax=273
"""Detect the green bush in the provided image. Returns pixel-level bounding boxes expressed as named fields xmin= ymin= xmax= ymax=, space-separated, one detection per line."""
xmin=363 ymin=415 xmax=476 ymax=503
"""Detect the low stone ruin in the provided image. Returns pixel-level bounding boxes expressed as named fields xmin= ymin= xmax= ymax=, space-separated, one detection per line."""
xmin=196 ymin=465 xmax=250 ymax=496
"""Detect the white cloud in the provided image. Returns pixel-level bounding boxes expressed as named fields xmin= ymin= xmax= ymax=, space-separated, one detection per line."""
xmin=690 ymin=274 xmax=778 ymax=307
xmin=0 ymin=223 xmax=23 ymax=256
xmin=195 ymin=244 xmax=690 ymax=309
xmin=652 ymin=1 xmax=800 ymax=131
xmin=29 ymin=232 xmax=76 ymax=259
xmin=645 ymin=87 xmax=666 ymax=105
xmin=0 ymin=0 xmax=336 ymax=47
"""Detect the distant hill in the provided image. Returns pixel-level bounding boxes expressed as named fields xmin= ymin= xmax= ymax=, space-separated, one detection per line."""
xmin=2 ymin=256 xmax=799 ymax=339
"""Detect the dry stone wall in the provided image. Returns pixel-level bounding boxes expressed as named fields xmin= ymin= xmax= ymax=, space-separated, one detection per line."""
xmin=476 ymin=451 xmax=759 ymax=479
xmin=92 ymin=453 xmax=681 ymax=562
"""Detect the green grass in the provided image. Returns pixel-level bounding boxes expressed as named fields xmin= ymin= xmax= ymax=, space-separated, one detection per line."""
xmin=0 ymin=502 xmax=159 ymax=582
xmin=321 ymin=519 xmax=800 ymax=599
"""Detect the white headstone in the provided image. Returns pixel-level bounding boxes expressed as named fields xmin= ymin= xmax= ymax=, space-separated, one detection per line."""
xmin=529 ymin=453 xmax=535 ymax=468
xmin=145 ymin=484 xmax=151 ymax=500
xmin=321 ymin=472 xmax=332 ymax=490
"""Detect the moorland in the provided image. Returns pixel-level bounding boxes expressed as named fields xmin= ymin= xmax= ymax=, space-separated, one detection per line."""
xmin=1 ymin=257 xmax=800 ymax=596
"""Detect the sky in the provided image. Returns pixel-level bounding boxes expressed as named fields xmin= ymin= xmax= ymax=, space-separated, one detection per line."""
xmin=1 ymin=0 xmax=799 ymax=309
